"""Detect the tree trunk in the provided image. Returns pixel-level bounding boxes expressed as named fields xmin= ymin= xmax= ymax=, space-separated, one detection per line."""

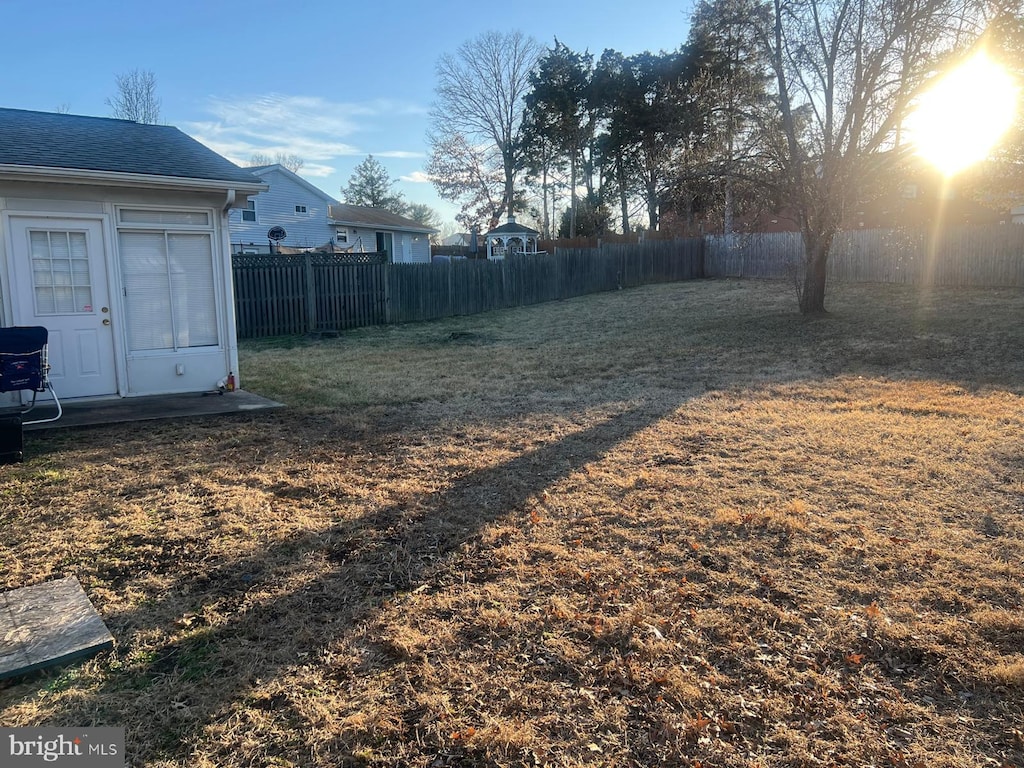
xmin=569 ymin=153 xmax=578 ymax=238
xmin=541 ymin=163 xmax=550 ymax=239
xmin=618 ymin=157 xmax=630 ymax=235
xmin=503 ymin=154 xmax=515 ymax=220
xmin=723 ymin=177 xmax=734 ymax=236
xmin=799 ymin=230 xmax=833 ymax=315
xmin=647 ymin=176 xmax=658 ymax=232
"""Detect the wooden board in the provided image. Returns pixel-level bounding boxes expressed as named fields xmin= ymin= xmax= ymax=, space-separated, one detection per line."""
xmin=0 ymin=576 xmax=113 ymax=680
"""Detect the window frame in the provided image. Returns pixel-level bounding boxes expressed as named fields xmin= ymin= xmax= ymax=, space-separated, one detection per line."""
xmin=115 ymin=205 xmax=223 ymax=357
xmin=242 ymin=199 xmax=257 ymax=222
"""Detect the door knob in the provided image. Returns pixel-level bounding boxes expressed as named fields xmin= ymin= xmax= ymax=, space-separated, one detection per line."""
xmin=102 ymin=319 xmax=110 ymax=326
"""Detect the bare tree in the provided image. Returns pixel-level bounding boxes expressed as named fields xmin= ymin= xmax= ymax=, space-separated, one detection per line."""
xmin=106 ymin=69 xmax=161 ymax=124
xmin=763 ymin=0 xmax=989 ymax=314
xmin=247 ymin=152 xmax=274 ymax=167
xmin=247 ymin=152 xmax=305 ymax=173
xmin=426 ymin=127 xmax=507 ymax=230
xmin=276 ymin=153 xmax=304 ymax=174
xmin=429 ymin=30 xmax=543 ymax=225
xmin=54 ymin=103 xmax=71 ymax=115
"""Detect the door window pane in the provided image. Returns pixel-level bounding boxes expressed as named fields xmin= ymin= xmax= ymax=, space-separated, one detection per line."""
xmin=28 ymin=230 xmax=93 ymax=314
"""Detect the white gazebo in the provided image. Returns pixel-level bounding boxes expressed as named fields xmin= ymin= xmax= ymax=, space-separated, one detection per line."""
xmin=485 ymin=215 xmax=543 ymax=260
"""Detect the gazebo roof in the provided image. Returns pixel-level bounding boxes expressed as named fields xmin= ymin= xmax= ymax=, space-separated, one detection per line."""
xmin=486 ymin=219 xmax=540 ymax=236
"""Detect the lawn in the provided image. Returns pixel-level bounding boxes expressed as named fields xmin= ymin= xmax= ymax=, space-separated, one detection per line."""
xmin=1 ymin=278 xmax=1023 ymax=767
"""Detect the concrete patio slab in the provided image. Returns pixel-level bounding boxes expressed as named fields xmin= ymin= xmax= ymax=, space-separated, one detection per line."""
xmin=0 ymin=577 xmax=114 ymax=680
xmin=23 ymin=389 xmax=284 ymax=431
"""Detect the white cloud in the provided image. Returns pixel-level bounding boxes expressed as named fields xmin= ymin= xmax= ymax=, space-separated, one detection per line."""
xmin=375 ymin=150 xmax=425 ymax=159
xmin=302 ymin=163 xmax=336 ymax=178
xmin=184 ymin=93 xmax=426 ymax=169
xmin=400 ymin=170 xmax=433 ymax=183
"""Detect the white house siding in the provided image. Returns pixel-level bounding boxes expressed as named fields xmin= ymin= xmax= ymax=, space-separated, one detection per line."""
xmin=0 ymin=181 xmax=240 ymax=400
xmin=338 ymin=226 xmax=431 ymax=263
xmin=410 ymin=234 xmax=430 ymax=262
xmin=229 ymin=168 xmax=337 ymax=249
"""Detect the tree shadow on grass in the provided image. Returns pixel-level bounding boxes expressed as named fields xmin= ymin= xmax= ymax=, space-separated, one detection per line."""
xmin=10 ymin=396 xmax=690 ymax=764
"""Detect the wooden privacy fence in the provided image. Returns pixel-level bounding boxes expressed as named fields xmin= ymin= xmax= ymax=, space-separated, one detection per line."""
xmin=704 ymin=224 xmax=1024 ymax=287
xmin=232 ymin=239 xmax=705 ymax=338
xmin=232 ymin=227 xmax=1024 ymax=338
xmin=390 ymin=239 xmax=704 ymax=324
xmin=233 ymin=252 xmax=388 ymax=338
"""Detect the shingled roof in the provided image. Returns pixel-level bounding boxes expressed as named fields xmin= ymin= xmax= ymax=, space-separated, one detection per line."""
xmin=487 ymin=219 xmax=540 ymax=236
xmin=328 ymin=203 xmax=436 ymax=233
xmin=0 ymin=107 xmax=262 ymax=187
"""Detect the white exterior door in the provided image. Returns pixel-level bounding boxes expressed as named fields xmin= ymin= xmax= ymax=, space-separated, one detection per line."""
xmin=8 ymin=217 xmax=118 ymax=398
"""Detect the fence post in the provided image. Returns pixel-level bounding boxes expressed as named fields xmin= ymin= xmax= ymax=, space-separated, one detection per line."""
xmin=304 ymin=252 xmax=317 ymax=332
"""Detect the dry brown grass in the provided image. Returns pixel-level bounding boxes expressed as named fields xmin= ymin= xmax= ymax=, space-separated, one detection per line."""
xmin=2 ymin=279 xmax=1023 ymax=767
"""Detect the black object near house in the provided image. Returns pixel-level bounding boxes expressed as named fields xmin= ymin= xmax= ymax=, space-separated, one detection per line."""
xmin=0 ymin=325 xmax=61 ymax=463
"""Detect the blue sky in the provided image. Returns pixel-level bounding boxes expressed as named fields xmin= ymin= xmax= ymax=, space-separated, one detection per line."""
xmin=0 ymin=0 xmax=696 ymax=227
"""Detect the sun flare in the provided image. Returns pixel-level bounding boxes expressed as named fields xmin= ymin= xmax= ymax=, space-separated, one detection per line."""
xmin=907 ymin=51 xmax=1019 ymax=176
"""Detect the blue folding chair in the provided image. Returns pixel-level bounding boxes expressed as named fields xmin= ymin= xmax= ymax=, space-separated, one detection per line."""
xmin=0 ymin=326 xmax=62 ymax=425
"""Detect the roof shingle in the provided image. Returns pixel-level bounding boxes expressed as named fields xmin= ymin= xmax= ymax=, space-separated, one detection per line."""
xmin=328 ymin=203 xmax=436 ymax=232
xmin=0 ymin=107 xmax=261 ymax=186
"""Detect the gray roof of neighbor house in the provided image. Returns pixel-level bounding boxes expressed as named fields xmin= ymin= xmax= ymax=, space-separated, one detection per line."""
xmin=328 ymin=203 xmax=437 ymax=233
xmin=0 ymin=107 xmax=263 ymax=187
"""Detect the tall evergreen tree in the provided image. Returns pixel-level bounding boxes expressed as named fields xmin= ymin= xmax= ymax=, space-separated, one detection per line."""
xmin=523 ymin=41 xmax=596 ymax=237
xmin=686 ymin=0 xmax=776 ymax=235
xmin=341 ymin=156 xmax=407 ymax=215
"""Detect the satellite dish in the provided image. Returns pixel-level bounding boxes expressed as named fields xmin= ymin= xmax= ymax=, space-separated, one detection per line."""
xmin=267 ymin=226 xmax=287 ymax=242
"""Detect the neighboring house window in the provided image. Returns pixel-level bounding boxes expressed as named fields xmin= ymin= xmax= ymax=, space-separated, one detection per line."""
xmin=336 ymin=231 xmax=348 ymax=243
xmin=242 ymin=200 xmax=256 ymax=222
xmin=901 ymin=184 xmax=918 ymax=199
xmin=295 ymin=205 xmax=307 ymax=214
xmin=117 ymin=208 xmax=219 ymax=352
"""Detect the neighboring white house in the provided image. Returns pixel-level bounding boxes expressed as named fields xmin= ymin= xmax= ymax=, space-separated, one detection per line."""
xmin=328 ymin=204 xmax=435 ymax=263
xmin=229 ymin=166 xmax=437 ymax=261
xmin=228 ymin=164 xmax=339 ymax=252
xmin=0 ymin=107 xmax=266 ymax=403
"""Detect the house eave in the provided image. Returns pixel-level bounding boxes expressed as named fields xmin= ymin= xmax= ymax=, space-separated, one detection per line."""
xmin=327 ymin=217 xmax=437 ymax=235
xmin=0 ymin=164 xmax=269 ymax=195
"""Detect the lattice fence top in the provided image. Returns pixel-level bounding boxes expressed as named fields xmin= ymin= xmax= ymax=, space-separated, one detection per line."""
xmin=233 ymin=252 xmax=388 ymax=268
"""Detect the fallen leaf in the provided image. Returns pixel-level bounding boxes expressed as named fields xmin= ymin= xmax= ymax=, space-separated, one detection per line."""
xmin=690 ymin=714 xmax=712 ymax=732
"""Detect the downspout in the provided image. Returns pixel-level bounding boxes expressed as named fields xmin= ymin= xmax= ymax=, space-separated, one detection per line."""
xmin=222 ymin=188 xmax=240 ymax=389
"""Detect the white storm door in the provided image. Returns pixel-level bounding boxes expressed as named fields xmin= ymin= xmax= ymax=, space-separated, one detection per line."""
xmin=9 ymin=218 xmax=118 ymax=398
